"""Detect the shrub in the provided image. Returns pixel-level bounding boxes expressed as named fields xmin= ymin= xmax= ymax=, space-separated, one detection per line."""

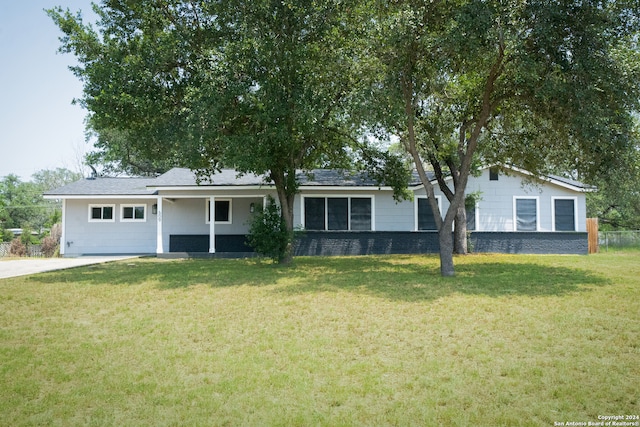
xmin=9 ymin=237 xmax=27 ymax=257
xmin=1 ymin=229 xmax=13 ymax=242
xmin=41 ymin=224 xmax=62 ymax=257
xmin=247 ymin=196 xmax=292 ymax=263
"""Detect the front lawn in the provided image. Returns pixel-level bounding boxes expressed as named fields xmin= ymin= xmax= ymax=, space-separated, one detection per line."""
xmin=1 ymin=253 xmax=638 ymax=426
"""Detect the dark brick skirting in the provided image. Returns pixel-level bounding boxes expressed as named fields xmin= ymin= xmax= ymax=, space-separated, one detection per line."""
xmin=168 ymin=231 xmax=588 ymax=256
xmin=468 ymin=232 xmax=588 ymax=254
xmin=293 ymin=231 xmax=588 ymax=256
xmin=169 ymin=234 xmax=251 ymax=253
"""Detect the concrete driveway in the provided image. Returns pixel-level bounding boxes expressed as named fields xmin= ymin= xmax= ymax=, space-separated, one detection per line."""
xmin=0 ymin=256 xmax=141 ymax=279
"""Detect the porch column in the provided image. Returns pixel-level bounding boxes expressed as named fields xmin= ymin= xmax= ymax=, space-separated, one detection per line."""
xmin=156 ymin=197 xmax=164 ymax=254
xmin=209 ymin=197 xmax=216 ymax=253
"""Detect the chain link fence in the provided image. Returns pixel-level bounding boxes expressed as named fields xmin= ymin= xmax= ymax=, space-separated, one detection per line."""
xmin=0 ymin=242 xmax=44 ymax=258
xmin=598 ymin=231 xmax=640 ymax=251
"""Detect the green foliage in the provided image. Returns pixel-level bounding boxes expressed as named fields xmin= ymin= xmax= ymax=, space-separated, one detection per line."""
xmin=1 ymin=229 xmax=14 ymax=243
xmin=247 ymin=196 xmax=292 ymax=263
xmin=20 ymin=227 xmax=32 ymax=246
xmin=47 ymin=1 xmax=391 ymax=262
xmin=356 ymin=144 xmax=413 ymax=202
xmin=465 ymin=191 xmax=483 ymax=210
xmin=0 ymin=169 xmax=80 ymax=233
xmin=367 ymin=0 xmax=640 ymax=275
xmin=0 ymin=175 xmax=46 ymax=230
xmin=31 ymin=168 xmax=82 ymax=191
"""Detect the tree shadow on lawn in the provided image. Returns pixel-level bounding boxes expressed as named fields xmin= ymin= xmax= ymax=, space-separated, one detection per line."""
xmin=273 ymin=256 xmax=611 ymax=302
xmin=29 ymin=255 xmax=610 ymax=302
xmin=26 ymin=258 xmax=291 ymax=288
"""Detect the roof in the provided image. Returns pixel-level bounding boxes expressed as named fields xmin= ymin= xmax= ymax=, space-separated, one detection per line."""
xmin=44 ymin=177 xmax=158 ymax=197
xmin=44 ymin=166 xmax=590 ymax=197
xmin=152 ymin=168 xmax=269 ymax=187
xmin=547 ymin=173 xmax=595 ymax=191
xmin=150 ymin=168 xmax=420 ymax=188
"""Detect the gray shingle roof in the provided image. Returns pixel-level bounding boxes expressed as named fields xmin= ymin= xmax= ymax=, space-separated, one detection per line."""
xmin=44 ymin=166 xmax=589 ymax=197
xmin=151 ymin=168 xmax=419 ymax=187
xmin=152 ymin=168 xmax=269 ymax=187
xmin=44 ymin=177 xmax=158 ymax=196
xmin=548 ymin=174 xmax=595 ymax=190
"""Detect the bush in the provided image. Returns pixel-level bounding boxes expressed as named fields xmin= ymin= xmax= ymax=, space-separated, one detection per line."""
xmin=9 ymin=238 xmax=27 ymax=257
xmin=41 ymin=224 xmax=62 ymax=257
xmin=1 ymin=229 xmax=14 ymax=242
xmin=247 ymin=196 xmax=292 ymax=263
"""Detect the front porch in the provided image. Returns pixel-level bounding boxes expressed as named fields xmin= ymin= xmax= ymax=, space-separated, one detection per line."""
xmin=155 ymin=194 xmax=269 ymax=254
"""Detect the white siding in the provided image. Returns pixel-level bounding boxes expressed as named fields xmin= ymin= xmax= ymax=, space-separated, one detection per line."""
xmin=429 ymin=169 xmax=587 ymax=232
xmin=62 ymin=168 xmax=587 ymax=255
xmin=64 ymin=198 xmax=157 ymax=255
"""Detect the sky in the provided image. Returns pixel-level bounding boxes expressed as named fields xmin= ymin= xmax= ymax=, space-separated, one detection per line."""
xmin=0 ymin=0 xmax=97 ymax=181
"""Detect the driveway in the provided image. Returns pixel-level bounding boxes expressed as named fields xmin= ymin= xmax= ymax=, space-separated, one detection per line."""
xmin=0 ymin=256 xmax=141 ymax=279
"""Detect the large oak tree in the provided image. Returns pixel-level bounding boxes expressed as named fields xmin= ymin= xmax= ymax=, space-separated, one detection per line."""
xmin=369 ymin=0 xmax=640 ymax=275
xmin=48 ymin=0 xmax=396 ymax=263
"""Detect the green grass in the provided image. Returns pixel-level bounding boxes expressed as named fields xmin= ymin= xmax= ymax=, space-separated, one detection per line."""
xmin=1 ymin=253 xmax=638 ymax=426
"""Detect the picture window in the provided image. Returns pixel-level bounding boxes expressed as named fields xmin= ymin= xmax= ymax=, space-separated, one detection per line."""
xmin=304 ymin=197 xmax=372 ymax=231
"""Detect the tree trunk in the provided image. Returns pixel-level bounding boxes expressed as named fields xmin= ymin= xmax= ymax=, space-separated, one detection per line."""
xmin=453 ymin=204 xmax=468 ymax=254
xmin=279 ymin=190 xmax=295 ymax=265
xmin=438 ymin=227 xmax=455 ymax=277
xmin=273 ymin=172 xmax=296 ymax=265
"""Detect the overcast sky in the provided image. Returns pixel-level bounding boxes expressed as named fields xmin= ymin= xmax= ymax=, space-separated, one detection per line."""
xmin=0 ymin=0 xmax=96 ymax=181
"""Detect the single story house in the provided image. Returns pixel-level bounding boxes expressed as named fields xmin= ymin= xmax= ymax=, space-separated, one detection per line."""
xmin=44 ymin=165 xmax=593 ymax=257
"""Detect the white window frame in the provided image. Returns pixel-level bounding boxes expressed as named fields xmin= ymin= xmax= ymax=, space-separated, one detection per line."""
xmin=88 ymin=204 xmax=116 ymax=223
xmin=205 ymin=198 xmax=233 ymax=224
xmin=414 ymin=195 xmax=442 ymax=231
xmin=120 ymin=204 xmax=147 ymax=222
xmin=301 ymin=195 xmax=375 ymax=231
xmin=513 ymin=196 xmax=540 ymax=231
xmin=465 ymin=202 xmax=480 ymax=232
xmin=551 ymin=196 xmax=578 ymax=232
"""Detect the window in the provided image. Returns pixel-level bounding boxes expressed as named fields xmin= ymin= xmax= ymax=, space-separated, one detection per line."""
xmin=88 ymin=204 xmax=115 ymax=222
xmin=514 ymin=197 xmax=538 ymax=231
xmin=350 ymin=198 xmax=372 ymax=231
xmin=303 ymin=197 xmax=372 ymax=231
xmin=553 ymin=198 xmax=576 ymax=231
xmin=206 ymin=199 xmax=232 ymax=224
xmin=466 ymin=205 xmax=476 ymax=231
xmin=489 ymin=166 xmax=499 ymax=181
xmin=304 ymin=198 xmax=325 ymax=230
xmin=121 ymin=204 xmax=146 ymax=222
xmin=416 ymin=196 xmax=441 ymax=230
